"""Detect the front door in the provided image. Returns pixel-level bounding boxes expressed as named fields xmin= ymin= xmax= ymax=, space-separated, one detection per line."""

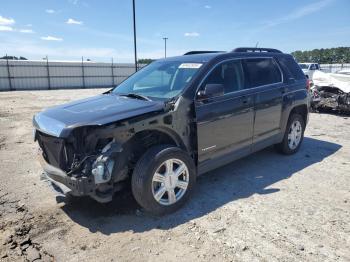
xmin=195 ymin=59 xmax=254 ymax=173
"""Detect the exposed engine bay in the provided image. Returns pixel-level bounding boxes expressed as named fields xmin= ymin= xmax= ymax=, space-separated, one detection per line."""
xmin=310 ymin=70 xmax=350 ymax=113
xmin=310 ymin=86 xmax=350 ymax=113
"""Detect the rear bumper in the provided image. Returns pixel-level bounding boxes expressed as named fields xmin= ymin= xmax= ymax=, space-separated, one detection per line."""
xmin=38 ymin=151 xmax=94 ymax=197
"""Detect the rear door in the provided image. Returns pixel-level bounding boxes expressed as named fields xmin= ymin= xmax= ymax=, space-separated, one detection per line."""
xmin=195 ymin=59 xmax=254 ymax=172
xmin=242 ymin=58 xmax=284 ymax=150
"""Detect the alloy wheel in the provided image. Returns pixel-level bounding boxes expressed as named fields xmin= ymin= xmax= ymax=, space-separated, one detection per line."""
xmin=151 ymin=159 xmax=189 ymax=206
xmin=288 ymin=120 xmax=302 ymax=150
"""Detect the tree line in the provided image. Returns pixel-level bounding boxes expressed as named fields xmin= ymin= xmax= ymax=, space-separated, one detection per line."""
xmin=0 ymin=55 xmax=28 ymax=60
xmin=291 ymin=47 xmax=350 ymax=64
xmin=140 ymin=47 xmax=350 ymax=65
xmin=138 ymin=58 xmax=154 ymax=64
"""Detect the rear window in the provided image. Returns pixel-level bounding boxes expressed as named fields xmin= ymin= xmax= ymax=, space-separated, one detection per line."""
xmin=243 ymin=58 xmax=282 ymax=88
xmin=279 ymin=56 xmax=305 ymax=80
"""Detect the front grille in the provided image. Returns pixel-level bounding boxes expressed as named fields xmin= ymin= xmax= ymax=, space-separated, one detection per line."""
xmin=36 ymin=131 xmax=67 ymax=170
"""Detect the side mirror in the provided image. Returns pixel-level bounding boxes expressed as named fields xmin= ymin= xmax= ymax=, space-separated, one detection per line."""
xmin=197 ymin=84 xmax=224 ymax=99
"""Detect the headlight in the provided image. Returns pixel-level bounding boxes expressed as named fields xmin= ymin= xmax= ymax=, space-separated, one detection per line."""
xmin=92 ymin=159 xmax=114 ymax=184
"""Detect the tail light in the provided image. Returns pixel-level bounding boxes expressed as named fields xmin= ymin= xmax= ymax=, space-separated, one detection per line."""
xmin=306 ymin=79 xmax=311 ymax=91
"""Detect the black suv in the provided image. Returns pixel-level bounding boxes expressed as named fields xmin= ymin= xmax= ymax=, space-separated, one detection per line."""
xmin=33 ymin=47 xmax=309 ymax=215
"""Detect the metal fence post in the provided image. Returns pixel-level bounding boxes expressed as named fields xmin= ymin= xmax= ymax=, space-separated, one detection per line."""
xmin=81 ymin=56 xmax=86 ymax=88
xmin=6 ymin=54 xmax=13 ymax=91
xmin=111 ymin=57 xmax=115 ymax=86
xmin=46 ymin=55 xmax=51 ymax=90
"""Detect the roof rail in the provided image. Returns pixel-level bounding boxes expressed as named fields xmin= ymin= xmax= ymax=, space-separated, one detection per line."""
xmin=184 ymin=51 xmax=224 ymax=55
xmin=232 ymin=47 xmax=283 ymax=54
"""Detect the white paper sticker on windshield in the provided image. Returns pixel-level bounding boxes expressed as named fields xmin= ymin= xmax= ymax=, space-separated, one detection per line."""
xmin=179 ymin=63 xmax=202 ymax=69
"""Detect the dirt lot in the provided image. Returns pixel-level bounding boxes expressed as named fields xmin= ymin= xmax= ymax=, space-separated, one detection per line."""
xmin=0 ymin=89 xmax=349 ymax=262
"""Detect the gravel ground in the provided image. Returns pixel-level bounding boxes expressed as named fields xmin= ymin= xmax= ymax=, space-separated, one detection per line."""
xmin=0 ymin=89 xmax=349 ymax=262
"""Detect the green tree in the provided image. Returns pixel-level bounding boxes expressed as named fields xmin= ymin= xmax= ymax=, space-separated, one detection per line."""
xmin=138 ymin=58 xmax=154 ymax=64
xmin=291 ymin=47 xmax=350 ymax=63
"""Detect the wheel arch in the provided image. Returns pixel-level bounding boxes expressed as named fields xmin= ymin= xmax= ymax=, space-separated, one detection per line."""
xmin=289 ymin=104 xmax=308 ymax=127
xmin=121 ymin=128 xmax=190 ymax=171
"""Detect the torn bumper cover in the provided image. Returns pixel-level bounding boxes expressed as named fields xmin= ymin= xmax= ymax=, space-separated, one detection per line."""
xmin=37 ymin=138 xmax=123 ymax=203
xmin=38 ymin=152 xmax=95 ymax=197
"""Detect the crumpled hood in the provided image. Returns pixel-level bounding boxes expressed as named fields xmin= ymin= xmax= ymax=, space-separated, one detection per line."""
xmin=33 ymin=93 xmax=165 ymax=137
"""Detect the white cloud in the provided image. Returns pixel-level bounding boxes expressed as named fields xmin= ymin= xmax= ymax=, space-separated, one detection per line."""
xmin=45 ymin=9 xmax=56 ymax=14
xmin=204 ymin=5 xmax=212 ymax=9
xmin=264 ymin=0 xmax=333 ymax=27
xmin=40 ymin=36 xmax=63 ymax=41
xmin=0 ymin=16 xmax=15 ymax=25
xmin=0 ymin=36 xmax=187 ymax=62
xmin=69 ymin=0 xmax=79 ymax=5
xmin=66 ymin=18 xmax=83 ymax=25
xmin=19 ymin=29 xmax=34 ymax=34
xmin=68 ymin=0 xmax=89 ymax=7
xmin=0 ymin=25 xmax=13 ymax=31
xmin=184 ymin=32 xmax=200 ymax=37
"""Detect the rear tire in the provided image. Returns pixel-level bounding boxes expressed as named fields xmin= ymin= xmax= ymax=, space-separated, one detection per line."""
xmin=131 ymin=145 xmax=196 ymax=215
xmin=276 ymin=113 xmax=305 ymax=155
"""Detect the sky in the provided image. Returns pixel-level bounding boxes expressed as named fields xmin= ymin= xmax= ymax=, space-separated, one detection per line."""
xmin=0 ymin=0 xmax=349 ymax=62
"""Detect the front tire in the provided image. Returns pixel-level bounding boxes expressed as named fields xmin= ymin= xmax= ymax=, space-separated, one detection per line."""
xmin=276 ymin=113 xmax=305 ymax=155
xmin=131 ymin=145 xmax=196 ymax=215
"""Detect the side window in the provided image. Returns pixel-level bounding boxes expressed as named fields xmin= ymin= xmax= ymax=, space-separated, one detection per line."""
xmin=243 ymin=58 xmax=282 ymax=88
xmin=201 ymin=60 xmax=245 ymax=94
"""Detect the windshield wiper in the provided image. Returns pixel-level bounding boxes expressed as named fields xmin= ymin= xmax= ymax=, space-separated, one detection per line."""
xmin=119 ymin=93 xmax=151 ymax=101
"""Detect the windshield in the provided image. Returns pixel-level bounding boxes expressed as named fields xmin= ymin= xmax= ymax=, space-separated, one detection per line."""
xmin=298 ymin=64 xmax=308 ymax=69
xmin=112 ymin=61 xmax=203 ymax=100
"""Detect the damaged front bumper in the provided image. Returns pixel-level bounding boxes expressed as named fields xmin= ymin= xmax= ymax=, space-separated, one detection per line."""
xmin=38 ymin=151 xmax=96 ymax=197
xmin=38 ymin=148 xmax=121 ymax=203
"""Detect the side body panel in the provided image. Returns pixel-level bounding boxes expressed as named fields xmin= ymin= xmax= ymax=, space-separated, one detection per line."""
xmin=195 ymin=89 xmax=254 ymax=173
xmin=194 ymin=54 xmax=309 ymax=175
xmin=252 ymin=84 xmax=283 ymax=149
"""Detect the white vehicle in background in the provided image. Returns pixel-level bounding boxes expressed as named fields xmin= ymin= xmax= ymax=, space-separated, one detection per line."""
xmin=298 ymin=63 xmax=320 ymax=80
xmin=309 ymin=70 xmax=350 ymax=113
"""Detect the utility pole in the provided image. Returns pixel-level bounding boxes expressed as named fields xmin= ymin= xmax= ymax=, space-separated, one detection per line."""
xmin=132 ymin=0 xmax=138 ymax=72
xmin=163 ymin=37 xmax=168 ymax=58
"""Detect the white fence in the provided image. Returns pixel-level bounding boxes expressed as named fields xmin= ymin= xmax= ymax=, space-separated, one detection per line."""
xmin=0 ymin=60 xmax=140 ymax=91
xmin=320 ymin=63 xmax=350 ymax=73
xmin=1 ymin=60 xmax=349 ymax=91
